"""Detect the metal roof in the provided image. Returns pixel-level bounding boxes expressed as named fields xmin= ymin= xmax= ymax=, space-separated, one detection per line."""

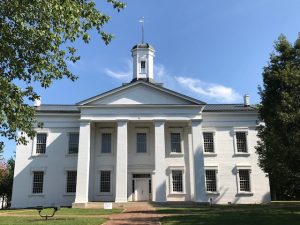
xmin=203 ymin=104 xmax=258 ymax=112
xmin=35 ymin=105 xmax=79 ymax=113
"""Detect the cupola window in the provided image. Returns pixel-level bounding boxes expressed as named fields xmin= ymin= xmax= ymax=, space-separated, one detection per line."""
xmin=140 ymin=60 xmax=146 ymax=73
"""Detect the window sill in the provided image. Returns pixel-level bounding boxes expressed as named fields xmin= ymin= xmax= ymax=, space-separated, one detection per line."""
xmin=65 ymin=154 xmax=78 ymax=157
xmin=237 ymin=192 xmax=254 ymax=196
xmin=63 ymin=193 xmax=76 ymax=196
xmin=234 ymin=153 xmax=250 ymax=157
xmin=204 ymin=153 xmax=217 ymax=157
xmin=206 ymin=191 xmax=220 ymax=195
xmin=169 ymin=192 xmax=186 ymax=195
xmin=96 ymin=193 xmax=113 ymax=196
xmin=169 ymin=153 xmax=184 ymax=157
xmin=29 ymin=194 xmax=44 ymax=197
xmin=31 ymin=154 xmax=48 ymax=158
xmin=97 ymin=153 xmax=113 ymax=157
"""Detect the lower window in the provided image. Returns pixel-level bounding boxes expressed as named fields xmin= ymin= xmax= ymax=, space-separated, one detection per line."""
xmin=205 ymin=170 xmax=217 ymax=192
xmin=66 ymin=171 xmax=77 ymax=193
xmin=238 ymin=169 xmax=251 ymax=192
xmin=100 ymin=171 xmax=111 ymax=193
xmin=32 ymin=171 xmax=44 ymax=194
xmin=171 ymin=170 xmax=183 ymax=192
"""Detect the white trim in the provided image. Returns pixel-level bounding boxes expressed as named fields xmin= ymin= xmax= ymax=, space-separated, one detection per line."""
xmin=168 ymin=167 xmax=186 ymax=195
xmin=204 ymin=166 xmax=219 ymax=195
xmin=135 ymin=127 xmax=150 ymax=154
xmin=99 ymin=128 xmax=115 ymax=155
xmin=236 ymin=165 xmax=253 ymax=195
xmin=168 ymin=127 xmax=184 ymax=156
xmin=232 ymin=128 xmax=250 ymax=156
xmin=202 ymin=129 xmax=217 ymax=156
xmin=32 ymin=132 xmax=49 ymax=157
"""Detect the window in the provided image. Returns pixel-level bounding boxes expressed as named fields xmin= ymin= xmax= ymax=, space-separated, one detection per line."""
xmin=140 ymin=61 xmax=146 ymax=73
xmin=137 ymin=133 xmax=147 ymax=153
xmin=66 ymin=171 xmax=77 ymax=193
xmin=205 ymin=170 xmax=217 ymax=192
xmin=172 ymin=170 xmax=183 ymax=192
xmin=171 ymin=133 xmax=181 ymax=153
xmin=32 ymin=171 xmax=44 ymax=194
xmin=238 ymin=169 xmax=251 ymax=192
xmin=203 ymin=132 xmax=214 ymax=153
xmin=36 ymin=133 xmax=47 ymax=154
xmin=101 ymin=133 xmax=112 ymax=153
xmin=68 ymin=133 xmax=79 ymax=154
xmin=100 ymin=171 xmax=111 ymax=193
xmin=236 ymin=132 xmax=247 ymax=153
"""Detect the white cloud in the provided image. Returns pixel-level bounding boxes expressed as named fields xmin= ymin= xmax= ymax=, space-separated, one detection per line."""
xmin=175 ymin=76 xmax=241 ymax=103
xmin=104 ymin=59 xmax=241 ymax=103
xmin=104 ymin=60 xmax=132 ymax=81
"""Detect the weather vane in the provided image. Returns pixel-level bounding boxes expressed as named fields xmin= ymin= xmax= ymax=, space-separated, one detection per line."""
xmin=139 ymin=17 xmax=144 ymax=43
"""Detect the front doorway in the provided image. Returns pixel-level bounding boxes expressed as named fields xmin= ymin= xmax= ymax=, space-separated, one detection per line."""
xmin=132 ymin=174 xmax=151 ymax=201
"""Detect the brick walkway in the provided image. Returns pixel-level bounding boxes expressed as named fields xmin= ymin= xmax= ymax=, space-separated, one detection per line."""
xmin=104 ymin=202 xmax=164 ymax=225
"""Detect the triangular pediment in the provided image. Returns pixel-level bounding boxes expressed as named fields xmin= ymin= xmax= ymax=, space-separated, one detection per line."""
xmin=77 ymin=81 xmax=205 ymax=106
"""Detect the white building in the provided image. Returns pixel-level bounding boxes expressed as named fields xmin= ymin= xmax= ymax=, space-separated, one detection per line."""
xmin=11 ymin=43 xmax=270 ymax=208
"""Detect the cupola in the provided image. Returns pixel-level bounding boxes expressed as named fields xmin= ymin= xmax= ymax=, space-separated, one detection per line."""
xmin=131 ymin=43 xmax=155 ymax=82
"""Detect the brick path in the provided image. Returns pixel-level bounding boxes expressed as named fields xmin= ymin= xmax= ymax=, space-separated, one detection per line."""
xmin=104 ymin=202 xmax=165 ymax=225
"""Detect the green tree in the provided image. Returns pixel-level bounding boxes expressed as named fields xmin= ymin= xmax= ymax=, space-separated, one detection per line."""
xmin=0 ymin=158 xmax=14 ymax=208
xmin=0 ymin=0 xmax=125 ymax=151
xmin=256 ymin=34 xmax=300 ymax=200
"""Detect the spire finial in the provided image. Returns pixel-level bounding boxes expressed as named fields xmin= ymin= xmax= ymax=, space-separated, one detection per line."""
xmin=139 ymin=17 xmax=144 ymax=43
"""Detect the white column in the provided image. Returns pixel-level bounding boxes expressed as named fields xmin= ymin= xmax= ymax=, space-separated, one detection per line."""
xmin=154 ymin=120 xmax=166 ymax=202
xmin=186 ymin=126 xmax=195 ymax=201
xmin=191 ymin=119 xmax=206 ymax=202
xmin=75 ymin=120 xmax=91 ymax=203
xmin=115 ymin=120 xmax=128 ymax=202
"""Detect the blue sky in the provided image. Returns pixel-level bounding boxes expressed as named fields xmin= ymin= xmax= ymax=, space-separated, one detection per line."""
xmin=2 ymin=0 xmax=300 ymax=159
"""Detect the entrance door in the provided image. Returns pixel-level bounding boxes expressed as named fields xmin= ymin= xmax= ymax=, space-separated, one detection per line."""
xmin=135 ymin=179 xmax=149 ymax=201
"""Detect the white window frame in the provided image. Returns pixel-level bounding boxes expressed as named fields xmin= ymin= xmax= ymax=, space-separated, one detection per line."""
xmin=139 ymin=59 xmax=147 ymax=74
xmin=168 ymin=128 xmax=184 ymax=156
xmin=204 ymin=166 xmax=219 ymax=194
xmin=236 ymin=165 xmax=253 ymax=195
xmin=168 ymin=167 xmax=186 ymax=195
xmin=32 ymin=132 xmax=49 ymax=157
xmin=29 ymin=167 xmax=46 ymax=196
xmin=99 ymin=128 xmax=114 ymax=155
xmin=98 ymin=169 xmax=113 ymax=195
xmin=233 ymin=128 xmax=250 ymax=156
xmin=202 ymin=129 xmax=217 ymax=156
xmin=135 ymin=128 xmax=150 ymax=154
xmin=68 ymin=133 xmax=79 ymax=155
xmin=64 ymin=169 xmax=77 ymax=195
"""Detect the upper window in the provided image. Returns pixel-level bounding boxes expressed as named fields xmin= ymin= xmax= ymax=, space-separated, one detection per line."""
xmin=32 ymin=171 xmax=44 ymax=194
xmin=66 ymin=171 xmax=77 ymax=193
xmin=36 ymin=133 xmax=47 ymax=154
xmin=140 ymin=61 xmax=146 ymax=73
xmin=236 ymin=132 xmax=247 ymax=153
xmin=100 ymin=171 xmax=111 ymax=193
xmin=205 ymin=170 xmax=217 ymax=192
xmin=238 ymin=169 xmax=251 ymax=192
xmin=203 ymin=132 xmax=214 ymax=153
xmin=137 ymin=133 xmax=147 ymax=153
xmin=171 ymin=170 xmax=183 ymax=193
xmin=170 ymin=133 xmax=181 ymax=153
xmin=68 ymin=133 xmax=79 ymax=154
xmin=101 ymin=133 xmax=112 ymax=153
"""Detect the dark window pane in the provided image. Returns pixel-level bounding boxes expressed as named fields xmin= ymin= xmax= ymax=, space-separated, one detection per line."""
xmin=137 ymin=133 xmax=147 ymax=153
xmin=171 ymin=133 xmax=181 ymax=153
xmin=66 ymin=171 xmax=77 ymax=193
xmin=100 ymin=171 xmax=111 ymax=193
xmin=236 ymin=132 xmax=247 ymax=153
xmin=69 ymin=133 xmax=79 ymax=154
xmin=101 ymin=133 xmax=112 ymax=153
xmin=203 ymin=132 xmax=214 ymax=153
xmin=172 ymin=170 xmax=183 ymax=192
xmin=36 ymin=134 xmax=47 ymax=154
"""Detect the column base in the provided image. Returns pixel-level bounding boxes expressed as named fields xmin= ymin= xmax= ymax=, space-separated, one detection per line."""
xmin=115 ymin=198 xmax=128 ymax=203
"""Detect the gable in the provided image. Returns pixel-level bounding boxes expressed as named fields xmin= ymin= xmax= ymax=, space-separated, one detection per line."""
xmin=77 ymin=82 xmax=204 ymax=106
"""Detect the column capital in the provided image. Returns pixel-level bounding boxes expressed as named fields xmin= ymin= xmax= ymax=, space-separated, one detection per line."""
xmin=153 ymin=119 xmax=165 ymax=126
xmin=116 ymin=120 xmax=128 ymax=126
xmin=79 ymin=119 xmax=91 ymax=125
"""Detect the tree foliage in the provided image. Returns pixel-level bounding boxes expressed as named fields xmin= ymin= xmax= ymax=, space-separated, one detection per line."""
xmin=256 ymin=34 xmax=300 ymax=200
xmin=0 ymin=158 xmax=15 ymax=208
xmin=0 ymin=0 xmax=125 ymax=150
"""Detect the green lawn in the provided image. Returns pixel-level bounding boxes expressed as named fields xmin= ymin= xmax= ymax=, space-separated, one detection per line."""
xmin=0 ymin=208 xmax=122 ymax=225
xmin=157 ymin=203 xmax=300 ymax=225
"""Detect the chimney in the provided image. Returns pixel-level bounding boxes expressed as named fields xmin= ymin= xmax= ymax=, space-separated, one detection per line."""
xmin=34 ymin=98 xmax=41 ymax=107
xmin=243 ymin=94 xmax=250 ymax=107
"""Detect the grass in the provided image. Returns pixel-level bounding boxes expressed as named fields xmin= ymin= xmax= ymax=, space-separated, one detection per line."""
xmin=0 ymin=207 xmax=122 ymax=225
xmin=157 ymin=203 xmax=300 ymax=225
